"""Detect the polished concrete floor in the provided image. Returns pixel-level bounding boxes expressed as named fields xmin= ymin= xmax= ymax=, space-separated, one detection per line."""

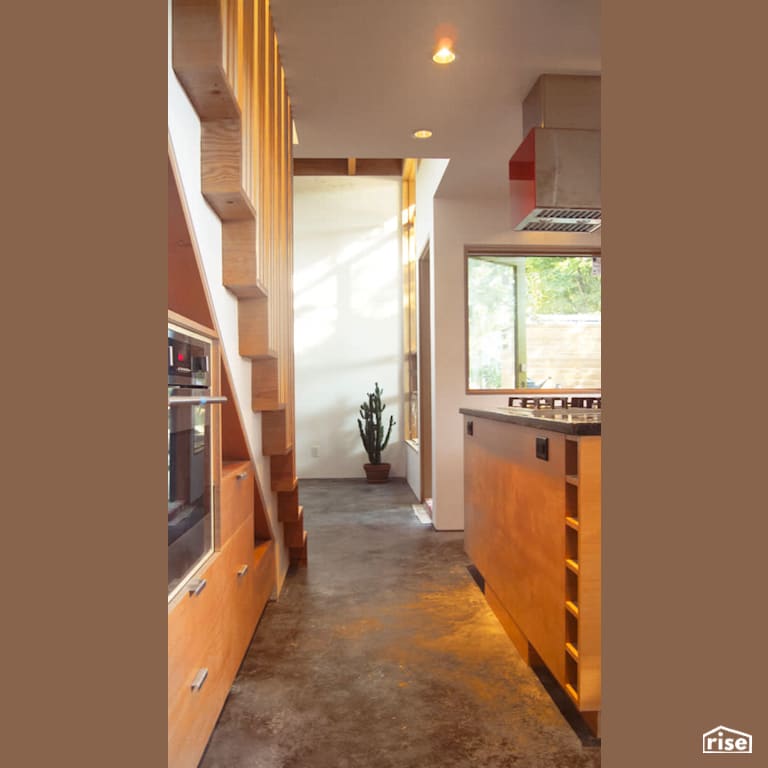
xmin=200 ymin=479 xmax=601 ymax=768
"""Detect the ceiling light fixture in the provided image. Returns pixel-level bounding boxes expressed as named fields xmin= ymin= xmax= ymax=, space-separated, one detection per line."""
xmin=432 ymin=36 xmax=456 ymax=64
xmin=413 ymin=129 xmax=433 ymax=139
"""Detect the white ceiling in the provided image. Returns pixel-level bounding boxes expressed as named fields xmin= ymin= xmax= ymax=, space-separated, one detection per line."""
xmin=270 ymin=0 xmax=600 ymax=199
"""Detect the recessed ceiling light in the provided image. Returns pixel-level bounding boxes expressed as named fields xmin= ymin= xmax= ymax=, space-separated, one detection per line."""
xmin=413 ymin=129 xmax=433 ymax=139
xmin=432 ymin=46 xmax=456 ymax=64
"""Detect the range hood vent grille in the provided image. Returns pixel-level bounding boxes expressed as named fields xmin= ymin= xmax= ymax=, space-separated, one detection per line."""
xmin=517 ymin=207 xmax=601 ymax=233
xmin=509 ymin=75 xmax=601 ymax=232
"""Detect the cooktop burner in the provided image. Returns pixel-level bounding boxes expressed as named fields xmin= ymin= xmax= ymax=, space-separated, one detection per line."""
xmin=508 ymin=394 xmax=602 ymax=410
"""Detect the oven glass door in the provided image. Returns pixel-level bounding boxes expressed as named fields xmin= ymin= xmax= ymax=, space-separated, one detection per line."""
xmin=168 ymin=387 xmax=213 ymax=597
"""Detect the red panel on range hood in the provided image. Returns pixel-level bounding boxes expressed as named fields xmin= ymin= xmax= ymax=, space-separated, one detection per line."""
xmin=508 ymin=129 xmax=535 ymax=180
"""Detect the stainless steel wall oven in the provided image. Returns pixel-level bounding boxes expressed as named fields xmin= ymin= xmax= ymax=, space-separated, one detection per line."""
xmin=167 ymin=324 xmax=225 ymax=599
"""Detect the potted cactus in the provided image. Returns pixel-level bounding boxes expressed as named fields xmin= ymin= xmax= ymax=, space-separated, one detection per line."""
xmin=357 ymin=382 xmax=395 ymax=483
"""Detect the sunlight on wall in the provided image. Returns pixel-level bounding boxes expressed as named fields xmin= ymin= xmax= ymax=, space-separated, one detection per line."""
xmin=293 ymin=175 xmax=405 ymax=478
xmin=293 ymin=271 xmax=337 ymax=356
xmin=348 ymin=231 xmax=399 ymax=320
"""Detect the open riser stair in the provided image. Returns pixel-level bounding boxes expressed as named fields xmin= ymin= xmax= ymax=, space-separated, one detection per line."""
xmin=173 ymin=0 xmax=306 ymax=567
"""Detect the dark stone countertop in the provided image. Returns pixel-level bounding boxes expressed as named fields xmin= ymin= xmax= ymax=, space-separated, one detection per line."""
xmin=459 ymin=406 xmax=602 ymax=436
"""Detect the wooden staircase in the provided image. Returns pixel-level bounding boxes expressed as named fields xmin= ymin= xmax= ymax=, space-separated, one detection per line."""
xmin=172 ymin=0 xmax=307 ymax=566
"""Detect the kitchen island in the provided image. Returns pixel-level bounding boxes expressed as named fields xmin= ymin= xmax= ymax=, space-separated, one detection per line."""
xmin=461 ymin=406 xmax=601 ymax=735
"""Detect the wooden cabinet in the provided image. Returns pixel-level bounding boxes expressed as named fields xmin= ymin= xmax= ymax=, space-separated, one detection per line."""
xmin=219 ymin=461 xmax=254 ymax=544
xmin=463 ymin=413 xmax=601 ymax=734
xmin=168 ymin=548 xmax=229 ymax=768
xmin=563 ymin=437 xmax=601 ymax=717
xmin=168 ymin=460 xmax=276 ymax=768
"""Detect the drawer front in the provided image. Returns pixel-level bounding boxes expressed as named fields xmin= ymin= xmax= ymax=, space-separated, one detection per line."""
xmin=217 ymin=515 xmax=259 ymax=680
xmin=168 ymin=556 xmax=227 ymax=768
xmin=168 ymin=516 xmax=259 ymax=768
xmin=219 ymin=463 xmax=254 ymax=544
xmin=168 ymin=556 xmax=223 ymax=704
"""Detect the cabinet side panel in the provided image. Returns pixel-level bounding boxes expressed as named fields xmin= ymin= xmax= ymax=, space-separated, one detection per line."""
xmin=464 ymin=417 xmax=566 ymax=682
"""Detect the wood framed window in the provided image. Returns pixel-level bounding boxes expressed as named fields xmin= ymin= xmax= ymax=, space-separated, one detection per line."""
xmin=465 ymin=246 xmax=601 ymax=394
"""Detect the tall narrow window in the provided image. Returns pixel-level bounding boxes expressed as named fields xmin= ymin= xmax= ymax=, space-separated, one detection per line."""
xmin=402 ymin=159 xmax=418 ymax=439
xmin=466 ymin=252 xmax=601 ymax=392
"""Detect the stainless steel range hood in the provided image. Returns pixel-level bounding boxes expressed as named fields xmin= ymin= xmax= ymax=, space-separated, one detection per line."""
xmin=509 ymin=75 xmax=601 ymax=233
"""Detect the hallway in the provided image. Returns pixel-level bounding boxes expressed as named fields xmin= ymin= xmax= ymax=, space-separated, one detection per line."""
xmin=200 ymin=479 xmax=601 ymax=768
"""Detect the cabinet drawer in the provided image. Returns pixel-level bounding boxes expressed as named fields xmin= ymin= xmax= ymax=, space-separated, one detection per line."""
xmin=168 ymin=556 xmax=223 ymax=702
xmin=168 ymin=556 xmax=227 ymax=768
xmin=220 ymin=461 xmax=254 ymax=544
xmin=168 ymin=519 xmax=255 ymax=768
xmin=216 ymin=514 xmax=259 ymax=679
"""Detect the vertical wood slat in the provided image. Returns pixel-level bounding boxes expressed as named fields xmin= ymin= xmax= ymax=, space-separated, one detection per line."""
xmin=248 ymin=0 xmax=260 ymax=230
xmin=263 ymin=7 xmax=275 ymax=311
xmin=270 ymin=27 xmax=279 ymax=356
xmin=275 ymin=55 xmax=282 ymax=404
xmin=224 ymin=0 xmax=238 ymax=95
xmin=256 ymin=0 xmax=267 ymax=294
xmin=283 ymin=85 xmax=294 ymax=439
xmin=239 ymin=0 xmax=253 ymax=205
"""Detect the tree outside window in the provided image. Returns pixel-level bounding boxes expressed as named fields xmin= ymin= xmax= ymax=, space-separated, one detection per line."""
xmin=467 ymin=254 xmax=601 ymax=392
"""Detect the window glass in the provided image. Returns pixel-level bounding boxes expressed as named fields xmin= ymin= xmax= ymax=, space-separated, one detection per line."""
xmin=467 ymin=254 xmax=601 ymax=391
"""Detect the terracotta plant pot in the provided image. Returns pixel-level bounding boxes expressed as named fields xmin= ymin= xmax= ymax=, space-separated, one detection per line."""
xmin=363 ymin=462 xmax=391 ymax=484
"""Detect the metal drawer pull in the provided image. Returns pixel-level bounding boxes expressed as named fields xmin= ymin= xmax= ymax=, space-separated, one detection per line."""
xmin=190 ymin=668 xmax=208 ymax=692
xmin=237 ymin=565 xmax=249 ymax=578
xmin=236 ymin=472 xmax=248 ymax=480
xmin=168 ymin=395 xmax=228 ymax=407
xmin=187 ymin=578 xmax=207 ymax=596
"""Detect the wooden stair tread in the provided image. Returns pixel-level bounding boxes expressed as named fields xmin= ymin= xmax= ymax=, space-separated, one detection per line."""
xmin=289 ymin=530 xmax=308 ymax=566
xmin=272 ymin=476 xmax=297 ymax=492
xmin=284 ymin=512 xmax=305 ymax=548
xmin=278 ymin=489 xmax=301 ymax=521
xmin=225 ymin=280 xmax=268 ymax=299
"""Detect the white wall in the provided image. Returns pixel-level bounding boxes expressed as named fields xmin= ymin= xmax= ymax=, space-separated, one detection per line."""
xmin=167 ymin=1 xmax=289 ymax=590
xmin=415 ymin=159 xmax=450 ymax=257
xmin=405 ymin=441 xmax=420 ymax=498
xmin=429 ymin=196 xmax=601 ymax=530
xmin=293 ymin=176 xmax=405 ymax=479
xmin=400 ymin=159 xmax=449 ymax=500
